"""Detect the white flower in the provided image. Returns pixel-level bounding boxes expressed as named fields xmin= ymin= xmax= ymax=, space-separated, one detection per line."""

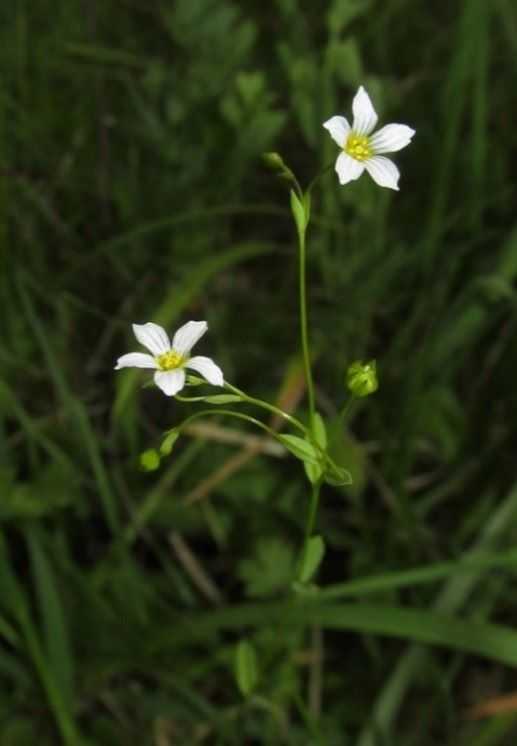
xmin=115 ymin=320 xmax=224 ymax=396
xmin=323 ymin=86 xmax=415 ymax=191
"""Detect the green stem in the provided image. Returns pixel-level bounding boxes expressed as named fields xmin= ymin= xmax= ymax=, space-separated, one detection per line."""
xmin=174 ymin=392 xmax=342 ymax=474
xmin=338 ymin=395 xmax=355 ymax=428
xmin=224 ymin=381 xmax=307 ymax=435
xmin=174 ymin=408 xmax=287 ymax=446
xmin=306 ymin=162 xmax=334 ymax=195
xmin=297 ymin=479 xmax=322 ymax=581
xmin=304 ymin=480 xmax=322 ymax=543
xmin=298 ymin=224 xmax=316 ymax=430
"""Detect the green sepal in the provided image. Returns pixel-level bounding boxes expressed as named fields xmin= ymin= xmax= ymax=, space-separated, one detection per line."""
xmin=185 ymin=374 xmax=205 ymax=386
xmin=202 ymin=394 xmax=242 ymax=404
xmin=234 ymin=640 xmax=259 ymax=697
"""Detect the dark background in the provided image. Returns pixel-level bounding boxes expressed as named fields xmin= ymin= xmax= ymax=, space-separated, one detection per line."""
xmin=2 ymin=0 xmax=517 ymax=743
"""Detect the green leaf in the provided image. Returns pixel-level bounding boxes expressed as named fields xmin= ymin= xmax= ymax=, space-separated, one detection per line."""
xmin=311 ymin=411 xmax=327 ymax=449
xmin=277 ymin=434 xmax=319 ymax=465
xmin=327 ymin=419 xmax=363 ymax=492
xmin=325 ymin=464 xmax=353 ymax=486
xmin=202 ymin=394 xmax=242 ymax=404
xmin=318 ymin=549 xmax=517 ymax=601
xmin=234 ymin=640 xmax=258 ymax=697
xmin=304 ymin=413 xmax=327 ymax=482
xmin=25 ymin=528 xmax=74 ymax=713
xmin=166 ymin=602 xmax=517 ymax=670
xmin=160 ymin=430 xmax=180 ymax=456
xmin=139 ymin=449 xmax=161 ymax=471
xmin=290 ymin=189 xmax=307 ymax=240
xmin=299 ymin=535 xmax=326 ymax=584
xmin=304 ymin=459 xmax=323 ymax=485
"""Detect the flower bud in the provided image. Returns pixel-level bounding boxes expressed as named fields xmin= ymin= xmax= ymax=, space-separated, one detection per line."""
xmin=262 ymin=152 xmax=286 ymax=171
xmin=346 ymin=360 xmax=378 ymax=398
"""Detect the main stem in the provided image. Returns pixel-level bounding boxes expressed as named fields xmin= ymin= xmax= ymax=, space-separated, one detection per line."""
xmin=304 ymin=480 xmax=321 ymax=543
xmin=296 ymin=479 xmax=322 ymax=581
xmin=298 ymin=226 xmax=316 ymax=430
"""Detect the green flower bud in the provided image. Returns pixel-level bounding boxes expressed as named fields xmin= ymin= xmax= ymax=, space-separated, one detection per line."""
xmin=262 ymin=152 xmax=297 ymax=186
xmin=346 ymin=360 xmax=378 ymax=398
xmin=140 ymin=448 xmax=161 ymax=471
xmin=262 ymin=151 xmax=286 ymax=170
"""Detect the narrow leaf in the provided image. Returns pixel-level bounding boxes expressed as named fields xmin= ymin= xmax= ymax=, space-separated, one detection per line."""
xmin=25 ymin=528 xmax=75 ymax=712
xmin=304 ymin=460 xmax=323 ymax=485
xmin=325 ymin=465 xmax=353 ymax=486
xmin=300 ymin=535 xmax=326 ymax=583
xmin=277 ymin=434 xmax=319 ymax=465
xmin=312 ymin=411 xmax=327 ymax=449
xmin=163 ymin=602 xmax=517 ymax=669
xmin=290 ymin=189 xmax=307 ymax=240
xmin=234 ymin=640 xmax=258 ymax=696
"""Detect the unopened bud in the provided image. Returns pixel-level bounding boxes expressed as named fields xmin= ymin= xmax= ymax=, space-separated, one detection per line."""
xmin=346 ymin=360 xmax=378 ymax=398
xmin=262 ymin=152 xmax=286 ymax=170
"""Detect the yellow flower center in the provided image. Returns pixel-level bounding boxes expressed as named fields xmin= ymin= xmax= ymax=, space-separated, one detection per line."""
xmin=156 ymin=350 xmax=185 ymax=371
xmin=345 ymin=133 xmax=372 ymax=162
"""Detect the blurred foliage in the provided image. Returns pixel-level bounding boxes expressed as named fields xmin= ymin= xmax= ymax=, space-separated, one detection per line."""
xmin=2 ymin=0 xmax=517 ymax=743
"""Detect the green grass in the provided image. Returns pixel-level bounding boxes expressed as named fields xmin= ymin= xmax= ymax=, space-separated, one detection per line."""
xmin=2 ymin=0 xmax=517 ymax=743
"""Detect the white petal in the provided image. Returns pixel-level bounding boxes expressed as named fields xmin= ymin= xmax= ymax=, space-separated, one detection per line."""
xmin=114 ymin=352 xmax=158 ymax=370
xmin=364 ymin=156 xmax=400 ymax=191
xmin=334 ymin=152 xmax=365 ymax=185
xmin=370 ymin=123 xmax=415 ymax=154
xmin=186 ymin=356 xmax=224 ymax=386
xmin=352 ymin=86 xmax=378 ymax=136
xmin=132 ymin=323 xmax=170 ymax=356
xmin=322 ymin=115 xmax=350 ymax=147
xmin=154 ymin=369 xmax=185 ymax=396
xmin=172 ymin=320 xmax=208 ymax=355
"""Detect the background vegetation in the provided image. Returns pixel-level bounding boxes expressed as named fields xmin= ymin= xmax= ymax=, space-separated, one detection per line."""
xmin=3 ymin=0 xmax=517 ymax=743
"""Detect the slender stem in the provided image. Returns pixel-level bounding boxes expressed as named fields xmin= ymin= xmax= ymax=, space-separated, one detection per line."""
xmin=231 ymin=385 xmax=347 ymax=480
xmin=292 ymin=175 xmax=304 ymax=200
xmin=224 ymin=381 xmax=307 ymax=435
xmin=297 ymin=479 xmax=322 ymax=581
xmin=175 ymin=387 xmax=341 ymax=472
xmin=298 ymin=225 xmax=316 ymax=429
xmin=304 ymin=480 xmax=322 ymax=542
xmin=338 ymin=395 xmax=355 ymax=427
xmin=306 ymin=162 xmax=334 ymax=195
xmin=176 ymin=408 xmax=281 ymax=443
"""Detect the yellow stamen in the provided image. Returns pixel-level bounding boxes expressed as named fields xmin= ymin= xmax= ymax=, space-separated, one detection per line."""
xmin=156 ymin=350 xmax=185 ymax=371
xmin=345 ymin=133 xmax=372 ymax=162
